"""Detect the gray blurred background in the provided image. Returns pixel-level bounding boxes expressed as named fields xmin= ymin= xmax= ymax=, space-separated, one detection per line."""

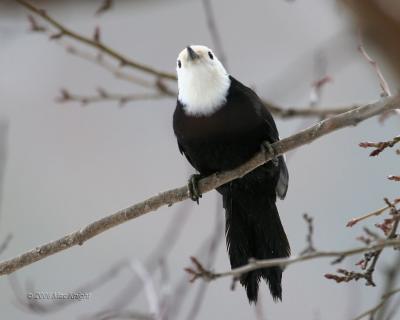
xmin=0 ymin=0 xmax=399 ymax=319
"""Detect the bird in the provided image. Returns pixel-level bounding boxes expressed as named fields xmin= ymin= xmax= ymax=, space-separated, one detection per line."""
xmin=173 ymin=45 xmax=290 ymax=303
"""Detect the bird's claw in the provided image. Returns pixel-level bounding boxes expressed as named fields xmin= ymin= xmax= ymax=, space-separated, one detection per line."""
xmin=261 ymin=141 xmax=279 ymax=167
xmin=188 ymin=174 xmax=202 ymax=204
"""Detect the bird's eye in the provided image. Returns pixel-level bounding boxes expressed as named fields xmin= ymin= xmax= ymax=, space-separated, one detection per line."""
xmin=208 ymin=51 xmax=214 ymax=60
xmin=177 ymin=60 xmax=182 ymax=68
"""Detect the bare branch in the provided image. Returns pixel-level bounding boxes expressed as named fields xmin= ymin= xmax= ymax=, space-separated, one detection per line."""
xmin=300 ymin=213 xmax=316 ymax=255
xmin=358 ymin=32 xmax=392 ymax=97
xmin=185 ymin=239 xmax=400 ymax=283
xmin=15 ymin=0 xmax=176 ymax=81
xmin=0 ymin=95 xmax=398 ymax=277
xmin=359 ymin=136 xmax=400 ymax=157
xmin=346 ymin=198 xmax=400 ymax=227
xmin=353 ymin=288 xmax=400 ymax=320
xmin=56 ymin=88 xmax=167 ymax=107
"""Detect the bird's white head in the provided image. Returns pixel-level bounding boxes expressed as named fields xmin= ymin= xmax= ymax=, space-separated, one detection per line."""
xmin=176 ymin=45 xmax=231 ymax=116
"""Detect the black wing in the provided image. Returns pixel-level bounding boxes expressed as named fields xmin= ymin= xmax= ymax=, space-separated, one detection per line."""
xmin=230 ymin=76 xmax=289 ymax=199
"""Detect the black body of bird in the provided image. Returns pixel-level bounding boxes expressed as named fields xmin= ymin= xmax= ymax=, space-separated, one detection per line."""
xmin=173 ymin=46 xmax=290 ymax=303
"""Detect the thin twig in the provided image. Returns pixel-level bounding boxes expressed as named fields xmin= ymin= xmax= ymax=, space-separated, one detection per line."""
xmin=56 ymin=88 xmax=167 ymax=107
xmin=347 ymin=198 xmax=400 ymax=227
xmin=0 ymin=95 xmax=398 ymax=277
xmin=300 ymin=213 xmax=316 ymax=255
xmin=15 ymin=0 xmax=176 ymax=80
xmin=359 ymin=136 xmax=400 ymax=157
xmin=358 ymin=31 xmax=392 ymax=97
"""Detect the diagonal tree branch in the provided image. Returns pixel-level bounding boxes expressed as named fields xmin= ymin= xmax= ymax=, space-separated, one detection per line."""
xmin=0 ymin=95 xmax=398 ymax=277
xmin=15 ymin=0 xmax=177 ymax=81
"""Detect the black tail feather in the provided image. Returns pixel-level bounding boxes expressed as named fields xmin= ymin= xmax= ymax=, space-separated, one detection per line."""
xmin=223 ymin=186 xmax=290 ymax=303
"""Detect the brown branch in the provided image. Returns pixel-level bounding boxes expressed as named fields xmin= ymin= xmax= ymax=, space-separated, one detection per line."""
xmin=359 ymin=136 xmax=400 ymax=157
xmin=15 ymin=0 xmax=176 ymax=81
xmin=56 ymin=88 xmax=167 ymax=107
xmin=358 ymin=32 xmax=392 ymax=97
xmin=346 ymin=198 xmax=400 ymax=227
xmin=185 ymin=239 xmax=400 ymax=283
xmin=0 ymin=95 xmax=398 ymax=277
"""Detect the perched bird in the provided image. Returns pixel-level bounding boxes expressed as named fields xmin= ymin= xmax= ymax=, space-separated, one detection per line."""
xmin=173 ymin=45 xmax=290 ymax=303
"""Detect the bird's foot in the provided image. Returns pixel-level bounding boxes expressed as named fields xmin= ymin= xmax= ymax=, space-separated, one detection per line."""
xmin=261 ymin=141 xmax=279 ymax=167
xmin=187 ymin=174 xmax=203 ymax=204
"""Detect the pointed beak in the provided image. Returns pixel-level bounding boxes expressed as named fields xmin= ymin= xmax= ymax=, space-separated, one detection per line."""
xmin=186 ymin=46 xmax=199 ymax=61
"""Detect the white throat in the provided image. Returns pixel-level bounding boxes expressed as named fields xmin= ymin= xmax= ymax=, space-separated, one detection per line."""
xmin=176 ymin=45 xmax=231 ymax=117
xmin=178 ymin=69 xmax=230 ymax=116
